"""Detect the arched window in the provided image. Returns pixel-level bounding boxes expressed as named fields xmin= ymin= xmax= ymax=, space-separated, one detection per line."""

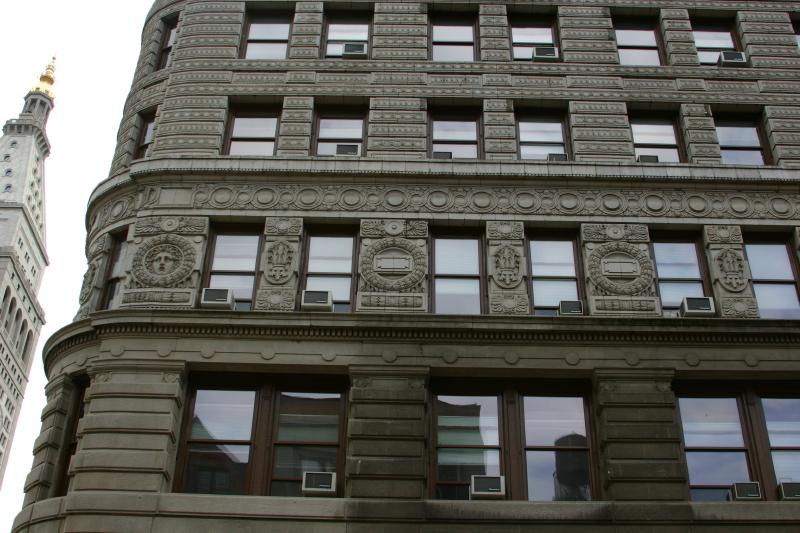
xmin=4 ymin=299 xmax=16 ymax=331
xmin=21 ymin=331 xmax=33 ymax=363
xmin=16 ymin=320 xmax=27 ymax=350
xmin=4 ymin=169 xmax=11 ymax=177
xmin=0 ymin=288 xmax=10 ymax=322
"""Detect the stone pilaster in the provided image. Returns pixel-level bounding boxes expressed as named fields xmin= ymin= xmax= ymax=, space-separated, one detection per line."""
xmin=659 ymin=9 xmax=699 ymax=66
xmin=372 ymin=3 xmax=428 ymax=61
xmin=75 ymin=232 xmax=117 ymax=320
xmin=581 ymin=224 xmax=660 ymax=317
xmin=483 ymin=99 xmax=517 ymax=160
xmin=367 ymin=97 xmax=428 ymax=159
xmin=737 ymin=11 xmax=800 ymax=70
xmin=254 ymin=217 xmax=303 ymax=311
xmin=347 ymin=367 xmax=428 ymax=499
xmin=593 ymin=369 xmax=686 ymax=501
xmin=680 ymin=104 xmax=722 ymax=164
xmin=479 ymin=5 xmax=510 ymax=62
xmin=486 ymin=221 xmax=529 ymax=315
xmin=559 ymin=6 xmax=617 ymax=65
xmin=570 ymin=101 xmax=634 ymax=163
xmin=277 ymin=96 xmax=314 ymax=156
xmin=288 ymin=2 xmax=323 ymax=59
xmin=356 ymin=219 xmax=428 ymax=313
xmin=174 ymin=0 xmax=241 ymax=63
xmin=119 ymin=215 xmax=209 ymax=309
xmin=703 ymin=225 xmax=759 ymax=318
xmin=764 ymin=106 xmax=800 ymax=168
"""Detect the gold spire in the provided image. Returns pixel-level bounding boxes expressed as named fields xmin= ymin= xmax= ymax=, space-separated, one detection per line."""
xmin=30 ymin=57 xmax=56 ymax=99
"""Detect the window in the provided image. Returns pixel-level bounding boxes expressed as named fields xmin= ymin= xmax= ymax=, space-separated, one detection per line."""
xmin=615 ymin=19 xmax=662 ymax=66
xmin=630 ymin=116 xmax=682 ymax=163
xmin=177 ymin=378 xmax=345 ymax=496
xmin=244 ymin=14 xmax=291 ymax=59
xmin=158 ymin=18 xmax=178 ymax=69
xmin=134 ymin=114 xmax=156 ymax=159
xmin=678 ymin=388 xmax=800 ymax=501
xmin=431 ymin=111 xmax=480 ymax=159
xmin=744 ymin=240 xmax=800 ymax=319
xmin=511 ymin=19 xmax=557 ymax=60
xmin=207 ymin=231 xmax=261 ymax=311
xmin=794 ymin=20 xmax=800 ymax=49
xmin=652 ymin=240 xmax=706 ymax=315
xmin=692 ymin=20 xmax=737 ymax=65
xmin=529 ymin=239 xmax=579 ymax=316
xmin=303 ymin=233 xmax=356 ymax=312
xmin=517 ymin=115 xmax=567 ymax=160
xmin=433 ymin=237 xmax=482 ymax=315
xmin=100 ymin=232 xmax=128 ymax=310
xmin=715 ymin=117 xmax=768 ymax=165
xmin=324 ymin=15 xmax=370 ymax=58
xmin=432 ymin=384 xmax=592 ymax=501
xmin=226 ymin=111 xmax=278 ymax=156
xmin=54 ymin=377 xmax=87 ymax=497
xmin=432 ymin=18 xmax=475 ymax=62
xmin=315 ymin=113 xmax=365 ymax=156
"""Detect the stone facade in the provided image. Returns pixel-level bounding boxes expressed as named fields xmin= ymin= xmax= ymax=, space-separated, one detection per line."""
xmin=13 ymin=0 xmax=800 ymax=531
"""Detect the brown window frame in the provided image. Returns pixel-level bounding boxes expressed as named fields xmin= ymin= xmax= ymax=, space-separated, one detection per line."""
xmin=157 ymin=16 xmax=179 ymax=70
xmin=516 ymin=110 xmax=569 ymax=161
xmin=629 ymin=112 xmax=686 ymax=163
xmin=430 ymin=108 xmax=483 ymax=160
xmin=203 ymin=225 xmax=264 ymax=311
xmin=431 ymin=231 xmax=486 ymax=315
xmin=692 ymin=19 xmax=739 ymax=65
xmin=242 ymin=12 xmax=293 ymax=60
xmin=174 ymin=374 xmax=348 ymax=496
xmin=99 ymin=230 xmax=129 ymax=310
xmin=614 ymin=17 xmax=665 ymax=66
xmin=134 ymin=112 xmax=156 ymax=160
xmin=509 ymin=15 xmax=559 ymax=61
xmin=526 ymin=232 xmax=583 ymax=316
xmin=649 ymin=233 xmax=710 ymax=315
xmin=224 ymin=107 xmax=281 ymax=156
xmin=313 ymin=108 xmax=367 ymax=157
xmin=743 ymin=234 xmax=800 ymax=319
xmin=299 ymin=226 xmax=359 ymax=312
xmin=322 ymin=11 xmax=372 ymax=59
xmin=430 ymin=14 xmax=478 ymax=62
xmin=714 ymin=113 xmax=772 ymax=166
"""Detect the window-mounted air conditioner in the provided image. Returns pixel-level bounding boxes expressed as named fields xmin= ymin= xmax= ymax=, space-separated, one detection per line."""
xmin=302 ymin=472 xmax=336 ymax=496
xmin=718 ymin=51 xmax=747 ymax=67
xmin=532 ymin=46 xmax=559 ymax=61
xmin=433 ymin=151 xmax=453 ymax=160
xmin=335 ymin=144 xmax=359 ymax=156
xmin=200 ymin=288 xmax=235 ymax=310
xmin=637 ymin=154 xmax=660 ymax=163
xmin=547 ymin=153 xmax=568 ymax=162
xmin=301 ymin=290 xmax=334 ymax=312
xmin=729 ymin=482 xmax=761 ymax=501
xmin=779 ymin=482 xmax=800 ymax=500
xmin=679 ymin=297 xmax=716 ymax=317
xmin=470 ymin=475 xmax=505 ymax=500
xmin=558 ymin=300 xmax=584 ymax=316
xmin=342 ymin=42 xmax=368 ymax=58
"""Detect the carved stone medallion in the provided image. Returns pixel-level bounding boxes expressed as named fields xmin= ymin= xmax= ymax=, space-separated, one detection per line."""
xmin=131 ymin=234 xmax=196 ymax=288
xmin=266 ymin=241 xmax=294 ymax=284
xmin=715 ymin=248 xmax=747 ymax=293
xmin=587 ymin=241 xmax=654 ymax=296
xmin=360 ymin=237 xmax=426 ymax=292
xmin=493 ymin=244 xmax=523 ymax=289
xmin=78 ymin=263 xmax=98 ymax=305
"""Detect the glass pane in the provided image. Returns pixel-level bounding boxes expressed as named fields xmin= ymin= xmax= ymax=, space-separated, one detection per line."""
xmin=437 ymin=448 xmax=500 ymax=481
xmin=521 ymin=144 xmax=565 ymax=160
xmin=185 ymin=444 xmax=250 ymax=494
xmin=530 ymin=240 xmax=576 ymax=277
xmin=319 ymin=118 xmax=363 ymax=139
xmin=686 ymin=451 xmax=750 ymax=485
xmin=306 ymin=276 xmax=352 ymax=302
xmin=519 ymin=120 xmax=564 ymax=143
xmin=635 ymin=147 xmax=680 ymax=163
xmin=693 ymin=30 xmax=734 ymax=49
xmin=753 ymin=284 xmax=800 ymax=319
xmin=245 ymin=42 xmax=288 ymax=60
xmin=524 ymin=396 xmax=587 ymax=446
xmin=436 ymin=484 xmax=470 ymax=500
xmin=433 ymin=25 xmax=474 ymax=43
xmin=691 ymin=488 xmax=732 ymax=501
xmin=212 ymin=235 xmax=259 ymax=271
xmin=270 ymin=480 xmax=302 ymax=496
xmin=773 ymin=451 xmax=800 ymax=483
xmin=433 ymin=45 xmax=475 ymax=62
xmin=654 ymin=243 xmax=701 ymax=278
xmin=698 ymin=50 xmax=722 ymax=64
xmin=210 ymin=274 xmax=255 ymax=300
xmin=191 ymin=390 xmax=255 ymax=440
xmin=716 ymin=126 xmax=760 ymax=147
xmin=436 ymin=239 xmax=479 ymax=275
xmin=746 ymin=244 xmax=794 ymax=280
xmin=229 ymin=140 xmax=275 ymax=156
xmin=763 ymin=399 xmax=800 ymax=447
xmin=659 ymin=281 xmax=704 ymax=308
xmin=631 ymin=122 xmax=676 ymax=145
xmin=720 ymin=149 xmax=765 ymax=165
xmin=527 ymin=450 xmax=590 ymax=501
xmin=272 ymin=445 xmax=338 ymax=478
xmin=433 ymin=121 xmax=477 ymax=142
xmin=277 ymin=392 xmax=340 ymax=443
xmin=532 ymin=280 xmax=578 ymax=308
xmin=328 ymin=23 xmax=369 ymax=41
xmin=232 ymin=117 xmax=277 ymax=139
xmin=618 ymin=48 xmax=661 ymax=66
xmin=437 ymin=395 xmax=499 ymax=446
xmin=249 ymin=22 xmax=290 ymax=40
xmin=679 ymin=397 xmax=744 ymax=447
xmin=512 ymin=27 xmax=554 ymax=44
xmin=513 ymin=46 xmax=534 ymax=60
xmin=308 ymin=237 xmax=353 ymax=273
xmin=326 ymin=43 xmax=345 ymax=57
xmin=616 ymin=29 xmax=657 ymax=47
xmin=432 ymin=143 xmax=478 ymax=159
xmin=435 ymin=279 xmax=481 ymax=314
xmin=317 ymin=142 xmax=362 ymax=156
xmin=142 ymin=121 xmax=155 ymax=145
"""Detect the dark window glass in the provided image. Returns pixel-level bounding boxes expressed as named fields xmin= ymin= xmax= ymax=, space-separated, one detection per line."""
xmin=134 ymin=115 xmax=156 ymax=159
xmin=245 ymin=15 xmax=291 ymax=59
xmin=631 ymin=117 xmax=681 ymax=163
xmin=763 ymin=398 xmax=800 ymax=484
xmin=227 ymin=114 xmax=278 ymax=156
xmin=158 ymin=18 xmax=178 ymax=69
xmin=434 ymin=238 xmax=481 ymax=315
xmin=653 ymin=241 xmax=704 ymax=313
xmin=715 ymin=118 xmax=767 ymax=165
xmin=316 ymin=115 xmax=365 ymax=156
xmin=745 ymin=242 xmax=800 ymax=319
xmin=432 ymin=115 xmax=479 ymax=159
xmin=432 ymin=21 xmax=475 ymax=62
xmin=511 ymin=22 xmax=557 ymax=60
xmin=100 ymin=232 xmax=129 ymax=310
xmin=615 ymin=20 xmax=661 ymax=66
xmin=325 ymin=17 xmax=370 ymax=58
xmin=518 ymin=117 xmax=566 ymax=160
xmin=54 ymin=379 xmax=87 ymax=496
xmin=208 ymin=233 xmax=260 ymax=310
xmin=305 ymin=235 xmax=355 ymax=312
xmin=692 ymin=22 xmax=736 ymax=65
xmin=529 ymin=240 xmax=578 ymax=316
xmin=794 ymin=21 xmax=800 ymax=49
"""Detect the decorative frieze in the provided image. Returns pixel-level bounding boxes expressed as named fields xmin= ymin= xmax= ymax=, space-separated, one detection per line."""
xmin=255 ymin=217 xmax=303 ymax=312
xmin=703 ymin=225 xmax=759 ymax=319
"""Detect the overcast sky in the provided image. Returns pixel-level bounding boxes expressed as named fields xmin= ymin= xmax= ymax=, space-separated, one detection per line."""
xmin=0 ymin=1 xmax=153 ymax=527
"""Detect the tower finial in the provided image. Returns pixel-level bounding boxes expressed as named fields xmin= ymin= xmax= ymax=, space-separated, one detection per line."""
xmin=30 ymin=57 xmax=56 ymax=99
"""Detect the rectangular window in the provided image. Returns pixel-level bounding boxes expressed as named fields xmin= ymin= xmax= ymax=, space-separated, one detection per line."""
xmin=432 ymin=111 xmax=480 ymax=159
xmin=100 ymin=231 xmax=128 ymax=310
xmin=518 ymin=115 xmax=567 ymax=160
xmin=134 ymin=114 xmax=156 ymax=159
xmin=630 ymin=116 xmax=682 ymax=163
xmin=529 ymin=239 xmax=579 ymax=316
xmin=432 ymin=18 xmax=476 ymax=62
xmin=244 ymin=14 xmax=292 ymax=59
xmin=652 ymin=240 xmax=705 ymax=315
xmin=207 ymin=231 xmax=261 ymax=311
xmin=226 ymin=111 xmax=278 ymax=156
xmin=794 ymin=20 xmax=800 ymax=49
xmin=304 ymin=233 xmax=356 ymax=312
xmin=324 ymin=15 xmax=370 ymax=58
xmin=54 ymin=377 xmax=87 ymax=497
xmin=615 ymin=19 xmax=662 ymax=66
xmin=511 ymin=19 xmax=557 ymax=60
xmin=692 ymin=20 xmax=737 ymax=65
xmin=745 ymin=240 xmax=800 ymax=319
xmin=434 ymin=237 xmax=482 ymax=315
xmin=315 ymin=113 xmax=365 ymax=156
xmin=158 ymin=18 xmax=178 ymax=70
xmin=715 ymin=116 xmax=768 ymax=165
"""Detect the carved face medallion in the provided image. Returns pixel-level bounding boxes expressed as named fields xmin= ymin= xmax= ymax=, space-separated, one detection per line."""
xmin=131 ymin=234 xmax=196 ymax=288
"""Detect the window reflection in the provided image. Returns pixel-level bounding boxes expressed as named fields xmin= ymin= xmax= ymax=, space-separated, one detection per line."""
xmin=518 ymin=118 xmax=566 ymax=160
xmin=512 ymin=23 xmax=557 ymax=60
xmin=245 ymin=16 xmax=291 ymax=59
xmin=716 ymin=120 xmax=766 ymax=166
xmin=432 ymin=118 xmax=479 ymax=159
xmin=692 ymin=24 xmax=736 ymax=65
xmin=306 ymin=235 xmax=355 ymax=311
xmin=653 ymin=242 xmax=704 ymax=311
xmin=209 ymin=234 xmax=260 ymax=310
xmin=530 ymin=240 xmax=578 ymax=315
xmin=432 ymin=22 xmax=475 ymax=62
xmin=228 ymin=115 xmax=278 ymax=156
xmin=746 ymin=243 xmax=800 ymax=319
xmin=615 ymin=21 xmax=661 ymax=66
xmin=435 ymin=238 xmax=482 ymax=314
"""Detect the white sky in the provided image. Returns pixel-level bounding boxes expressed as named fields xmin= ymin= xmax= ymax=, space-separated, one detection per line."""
xmin=0 ymin=1 xmax=153 ymax=527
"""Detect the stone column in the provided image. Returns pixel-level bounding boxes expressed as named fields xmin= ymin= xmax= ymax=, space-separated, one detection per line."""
xmin=593 ymin=369 xmax=687 ymax=501
xmin=737 ymin=11 xmax=800 ymax=69
xmin=680 ymin=104 xmax=722 ymax=165
xmin=372 ymin=3 xmax=428 ymax=61
xmin=483 ymin=99 xmax=517 ymax=160
xmin=254 ymin=218 xmax=303 ymax=311
xmin=277 ymin=96 xmax=314 ymax=157
xmin=486 ymin=221 xmax=529 ymax=315
xmin=367 ymin=97 xmax=428 ymax=159
xmin=347 ymin=366 xmax=428 ymax=499
xmin=581 ymin=224 xmax=660 ymax=317
xmin=479 ymin=5 xmax=510 ymax=62
xmin=288 ymin=2 xmax=323 ymax=59
xmin=764 ymin=106 xmax=800 ymax=168
xmin=659 ymin=9 xmax=699 ymax=66
xmin=703 ymin=225 xmax=759 ymax=318
xmin=75 ymin=232 xmax=117 ymax=320
xmin=356 ymin=219 xmax=428 ymax=313
xmin=559 ymin=6 xmax=617 ymax=65
xmin=569 ymin=101 xmax=635 ymax=163
xmin=119 ymin=216 xmax=209 ymax=309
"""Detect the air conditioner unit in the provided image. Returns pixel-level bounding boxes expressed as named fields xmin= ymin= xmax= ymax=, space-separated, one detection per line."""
xmin=679 ymin=297 xmax=716 ymax=317
xmin=559 ymin=300 xmax=584 ymax=316
xmin=200 ymin=288 xmax=235 ymax=310
xmin=547 ymin=153 xmax=568 ymax=162
xmin=718 ymin=51 xmax=747 ymax=67
xmin=532 ymin=46 xmax=559 ymax=61
xmin=470 ymin=475 xmax=505 ymax=500
xmin=433 ymin=151 xmax=453 ymax=159
xmin=302 ymin=472 xmax=336 ymax=496
xmin=301 ymin=290 xmax=334 ymax=312
xmin=779 ymin=482 xmax=800 ymax=500
xmin=730 ymin=482 xmax=761 ymax=501
xmin=342 ymin=42 xmax=368 ymax=58
xmin=335 ymin=144 xmax=359 ymax=156
xmin=637 ymin=154 xmax=660 ymax=163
